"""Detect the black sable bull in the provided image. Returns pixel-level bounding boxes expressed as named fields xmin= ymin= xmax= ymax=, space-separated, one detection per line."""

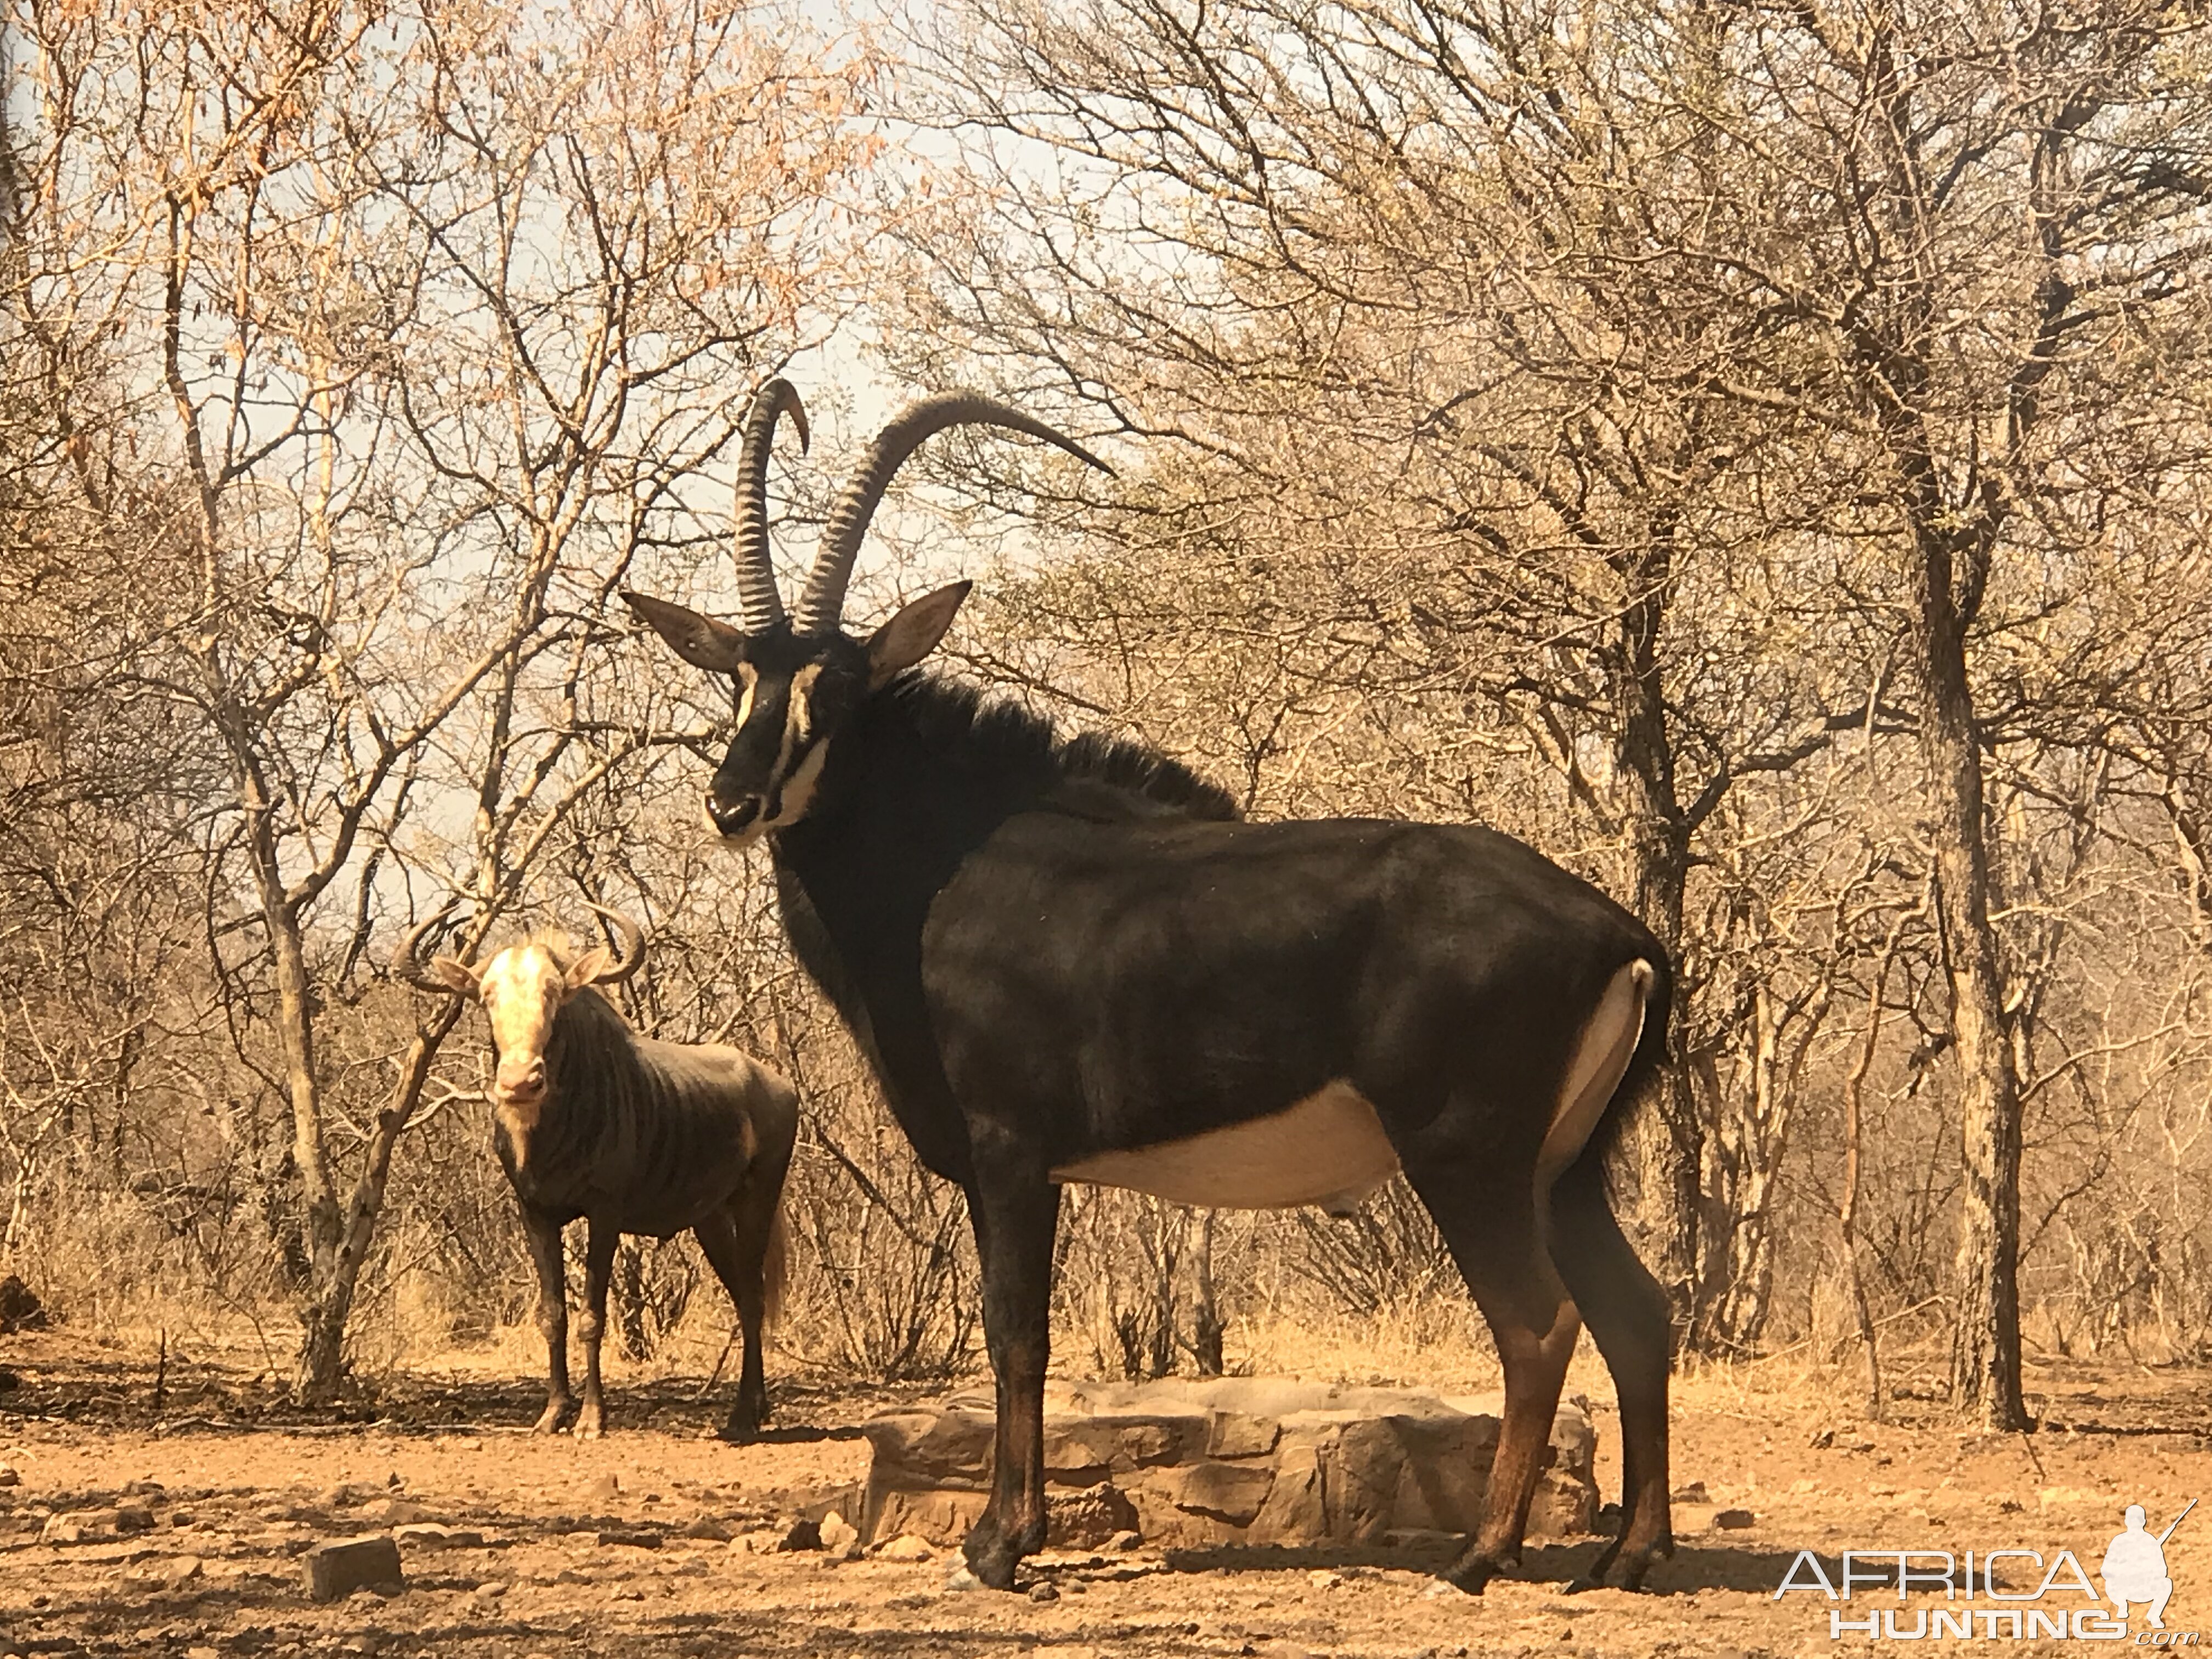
xmin=622 ymin=382 xmax=1675 ymax=1594
xmin=396 ymin=905 xmax=796 ymax=1441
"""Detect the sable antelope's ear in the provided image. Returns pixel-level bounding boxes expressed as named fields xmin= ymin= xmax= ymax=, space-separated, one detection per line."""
xmin=621 ymin=590 xmax=747 ymax=673
xmin=866 ymin=580 xmax=972 ymax=689
xmin=426 ymin=956 xmax=483 ymax=1000
xmin=562 ymin=949 xmax=613 ymax=994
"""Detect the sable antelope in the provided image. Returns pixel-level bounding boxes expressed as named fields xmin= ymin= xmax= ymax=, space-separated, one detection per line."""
xmin=396 ymin=905 xmax=797 ymax=1442
xmin=622 ymin=381 xmax=1675 ymax=1593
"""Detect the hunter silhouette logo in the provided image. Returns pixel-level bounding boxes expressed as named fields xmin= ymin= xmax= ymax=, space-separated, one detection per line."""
xmin=2103 ymin=1499 xmax=2192 ymax=1630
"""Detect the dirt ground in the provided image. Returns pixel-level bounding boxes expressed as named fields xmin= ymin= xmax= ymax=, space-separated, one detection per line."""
xmin=4 ymin=1329 xmax=2210 ymax=1658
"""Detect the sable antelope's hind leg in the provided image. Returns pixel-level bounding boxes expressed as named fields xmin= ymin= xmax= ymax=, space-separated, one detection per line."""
xmin=958 ymin=1154 xmax=1060 ymax=1590
xmin=520 ymin=1204 xmax=578 ymax=1434
xmin=694 ymin=1206 xmax=767 ymax=1442
xmin=1409 ymin=1163 xmax=1580 ymax=1594
xmin=1549 ymin=1156 xmax=1673 ymax=1591
xmin=575 ymin=1216 xmax=619 ymax=1440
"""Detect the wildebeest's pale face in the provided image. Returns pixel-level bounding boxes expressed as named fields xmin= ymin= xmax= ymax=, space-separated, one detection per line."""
xmin=424 ymin=937 xmax=621 ymax=1132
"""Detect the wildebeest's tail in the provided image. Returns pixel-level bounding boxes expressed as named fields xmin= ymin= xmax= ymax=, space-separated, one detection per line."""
xmin=763 ymin=1204 xmax=789 ymax=1330
xmin=1582 ymin=944 xmax=1674 ymax=1172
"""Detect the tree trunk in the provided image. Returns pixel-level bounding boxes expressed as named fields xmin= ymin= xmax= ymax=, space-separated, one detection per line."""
xmin=290 ymin=1008 xmax=459 ymax=1403
xmin=1911 ymin=541 xmax=2030 ymax=1430
xmin=1612 ymin=546 xmax=1700 ymax=1340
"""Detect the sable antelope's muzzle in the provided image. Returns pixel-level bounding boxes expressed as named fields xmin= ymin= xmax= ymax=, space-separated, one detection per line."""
xmin=706 ymin=790 xmax=764 ymax=838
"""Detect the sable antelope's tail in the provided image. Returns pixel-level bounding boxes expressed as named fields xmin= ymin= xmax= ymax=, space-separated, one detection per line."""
xmin=762 ymin=1204 xmax=789 ymax=1331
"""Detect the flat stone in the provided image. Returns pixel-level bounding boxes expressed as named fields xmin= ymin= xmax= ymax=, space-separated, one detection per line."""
xmin=114 ymin=1504 xmax=156 ymax=1533
xmin=876 ymin=1533 xmax=933 ymax=1561
xmin=680 ymin=1516 xmax=731 ymax=1542
xmin=0 ymin=1465 xmax=17 ymax=1487
xmin=595 ymin=1530 xmax=663 ymax=1550
xmin=303 ymin=1537 xmax=404 ymax=1602
xmin=1714 ymin=1509 xmax=1757 ymax=1530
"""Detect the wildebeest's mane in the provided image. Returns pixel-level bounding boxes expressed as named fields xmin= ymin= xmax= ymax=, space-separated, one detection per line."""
xmin=884 ymin=671 xmax=1240 ymax=823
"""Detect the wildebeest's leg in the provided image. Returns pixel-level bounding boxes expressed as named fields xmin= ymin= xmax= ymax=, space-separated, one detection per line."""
xmin=575 ymin=1216 xmax=620 ymax=1440
xmin=958 ymin=1146 xmax=1060 ymax=1590
xmin=1409 ymin=1163 xmax=1581 ymax=1594
xmin=520 ymin=1203 xmax=577 ymax=1434
xmin=693 ymin=1207 xmax=768 ymax=1442
xmin=1549 ymin=1154 xmax=1673 ymax=1590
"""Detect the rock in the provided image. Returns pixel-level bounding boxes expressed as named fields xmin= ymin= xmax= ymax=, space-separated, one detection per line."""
xmin=595 ymin=1530 xmax=663 ymax=1550
xmin=1308 ymin=1568 xmax=1343 ymax=1588
xmin=1163 ymin=1460 xmax=1276 ymax=1526
xmin=819 ymin=1511 xmax=860 ymax=1555
xmin=855 ymin=1378 xmax=1596 ymax=1552
xmin=1046 ymin=1485 xmax=1139 ymax=1548
xmin=171 ymin=1510 xmax=196 ymax=1528
xmin=364 ymin=1498 xmax=423 ymax=1526
xmin=1671 ymin=1481 xmax=1710 ymax=1504
xmin=1108 ymin=1529 xmax=1142 ymax=1552
xmin=582 ymin=1473 xmax=621 ymax=1503
xmin=115 ymin=1503 xmax=156 ymax=1533
xmin=778 ymin=1517 xmax=822 ymax=1552
xmin=0 ymin=1275 xmax=45 ymax=1334
xmin=394 ymin=1523 xmax=484 ymax=1550
xmin=303 ymin=1537 xmax=404 ymax=1602
xmin=0 ymin=1464 xmax=16 ymax=1487
xmin=1714 ymin=1508 xmax=1756 ymax=1530
xmin=42 ymin=1508 xmax=118 ymax=1544
xmin=877 ymin=1533 xmax=933 ymax=1561
xmin=1029 ymin=1581 xmax=1060 ymax=1602
xmin=681 ymin=1516 xmax=732 ymax=1542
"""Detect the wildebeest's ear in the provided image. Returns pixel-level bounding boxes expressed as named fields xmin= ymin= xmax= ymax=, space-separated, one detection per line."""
xmin=563 ymin=949 xmax=613 ymax=993
xmin=866 ymin=580 xmax=972 ymax=689
xmin=427 ymin=956 xmax=482 ymax=1000
xmin=621 ymin=590 xmax=746 ymax=673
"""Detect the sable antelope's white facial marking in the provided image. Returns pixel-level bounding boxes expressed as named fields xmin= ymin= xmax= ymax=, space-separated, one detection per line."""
xmin=717 ymin=663 xmax=828 ymax=847
xmin=1051 ymin=1082 xmax=1402 ymax=1212
xmin=732 ymin=662 xmax=759 ymax=729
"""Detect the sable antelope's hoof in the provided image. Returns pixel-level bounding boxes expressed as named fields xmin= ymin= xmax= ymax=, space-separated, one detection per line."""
xmin=961 ymin=1530 xmax=1024 ymax=1590
xmin=576 ymin=1409 xmax=606 ymax=1441
xmin=532 ymin=1398 xmax=579 ymax=1435
xmin=1573 ymin=1537 xmax=1671 ymax=1593
xmin=1440 ymin=1548 xmax=1517 ymax=1595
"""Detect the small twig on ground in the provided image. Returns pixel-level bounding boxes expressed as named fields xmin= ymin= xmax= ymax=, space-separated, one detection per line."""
xmin=2019 ymin=1429 xmax=2048 ymax=1483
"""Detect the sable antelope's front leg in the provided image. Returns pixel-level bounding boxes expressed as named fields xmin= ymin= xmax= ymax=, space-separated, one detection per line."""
xmin=576 ymin=1216 xmax=620 ymax=1440
xmin=519 ymin=1203 xmax=577 ymax=1434
xmin=957 ymin=1146 xmax=1061 ymax=1591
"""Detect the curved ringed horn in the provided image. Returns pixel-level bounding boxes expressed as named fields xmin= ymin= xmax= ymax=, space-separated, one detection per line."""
xmin=580 ymin=901 xmax=647 ymax=986
xmin=791 ymin=393 xmax=1113 ymax=638
xmin=393 ymin=900 xmax=470 ymax=997
xmin=732 ymin=379 xmax=810 ymax=630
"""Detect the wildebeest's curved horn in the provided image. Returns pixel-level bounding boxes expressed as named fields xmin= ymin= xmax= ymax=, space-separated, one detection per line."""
xmin=791 ymin=393 xmax=1113 ymax=638
xmin=580 ymin=902 xmax=647 ymax=986
xmin=733 ymin=379 xmax=809 ymax=631
xmin=393 ymin=901 xmax=473 ymax=997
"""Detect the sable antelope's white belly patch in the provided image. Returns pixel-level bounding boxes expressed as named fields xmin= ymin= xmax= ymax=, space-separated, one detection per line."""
xmin=1051 ymin=1082 xmax=1401 ymax=1214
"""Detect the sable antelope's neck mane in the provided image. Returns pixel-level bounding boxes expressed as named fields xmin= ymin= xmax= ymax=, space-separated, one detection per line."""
xmin=866 ymin=670 xmax=1241 ymax=823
